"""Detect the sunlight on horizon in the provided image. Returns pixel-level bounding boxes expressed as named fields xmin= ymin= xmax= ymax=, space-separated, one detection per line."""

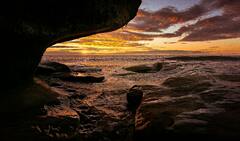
xmin=47 ymin=0 xmax=240 ymax=56
xmin=48 ymin=31 xmax=240 ymax=55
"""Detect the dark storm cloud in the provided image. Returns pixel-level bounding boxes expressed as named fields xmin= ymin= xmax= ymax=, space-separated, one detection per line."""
xmin=129 ymin=0 xmax=240 ymax=41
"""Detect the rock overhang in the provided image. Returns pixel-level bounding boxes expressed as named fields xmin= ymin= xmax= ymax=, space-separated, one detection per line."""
xmin=1 ymin=0 xmax=141 ymax=91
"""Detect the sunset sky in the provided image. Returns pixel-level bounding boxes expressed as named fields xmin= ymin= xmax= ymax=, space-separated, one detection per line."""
xmin=48 ymin=0 xmax=240 ymax=55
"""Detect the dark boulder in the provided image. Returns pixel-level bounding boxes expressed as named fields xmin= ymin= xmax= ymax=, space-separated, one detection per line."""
xmin=70 ymin=65 xmax=102 ymax=73
xmin=36 ymin=64 xmax=56 ymax=75
xmin=36 ymin=61 xmax=71 ymax=75
xmin=60 ymin=73 xmax=105 ymax=83
xmin=42 ymin=62 xmax=71 ymax=73
xmin=127 ymin=86 xmax=143 ymax=111
xmin=125 ymin=62 xmax=163 ymax=73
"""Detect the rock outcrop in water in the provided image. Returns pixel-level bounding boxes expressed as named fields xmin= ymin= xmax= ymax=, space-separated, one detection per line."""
xmin=37 ymin=61 xmax=105 ymax=83
xmin=125 ymin=62 xmax=163 ymax=73
xmin=1 ymin=0 xmax=141 ymax=93
xmin=60 ymin=73 xmax=105 ymax=83
xmin=36 ymin=61 xmax=72 ymax=75
xmin=70 ymin=65 xmax=102 ymax=73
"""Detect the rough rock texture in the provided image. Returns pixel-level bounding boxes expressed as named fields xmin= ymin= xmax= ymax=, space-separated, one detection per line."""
xmin=134 ymin=73 xmax=240 ymax=140
xmin=124 ymin=62 xmax=163 ymax=73
xmin=1 ymin=0 xmax=141 ymax=92
xmin=70 ymin=65 xmax=102 ymax=73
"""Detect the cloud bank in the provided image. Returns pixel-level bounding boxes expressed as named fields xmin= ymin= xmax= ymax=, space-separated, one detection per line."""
xmin=127 ymin=0 xmax=240 ymax=41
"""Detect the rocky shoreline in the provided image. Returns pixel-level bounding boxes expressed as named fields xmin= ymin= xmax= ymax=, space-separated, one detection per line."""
xmin=2 ymin=57 xmax=240 ymax=140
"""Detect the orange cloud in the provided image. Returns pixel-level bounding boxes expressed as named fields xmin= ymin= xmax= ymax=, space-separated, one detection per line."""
xmin=49 ymin=0 xmax=240 ymax=55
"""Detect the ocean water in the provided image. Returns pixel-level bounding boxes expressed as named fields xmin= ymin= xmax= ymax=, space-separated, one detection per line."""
xmin=42 ymin=54 xmax=184 ymax=89
xmin=42 ymin=53 xmax=240 ymax=91
xmin=37 ymin=52 xmax=240 ymax=138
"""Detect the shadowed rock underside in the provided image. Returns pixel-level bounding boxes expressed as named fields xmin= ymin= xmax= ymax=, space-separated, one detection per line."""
xmin=1 ymin=0 xmax=141 ymax=92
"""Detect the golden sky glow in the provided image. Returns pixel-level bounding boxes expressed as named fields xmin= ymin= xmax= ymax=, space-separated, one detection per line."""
xmin=48 ymin=29 xmax=240 ymax=55
xmin=47 ymin=0 xmax=240 ymax=55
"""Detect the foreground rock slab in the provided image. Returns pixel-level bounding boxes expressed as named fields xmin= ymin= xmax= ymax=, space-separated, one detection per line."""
xmin=133 ymin=72 xmax=240 ymax=140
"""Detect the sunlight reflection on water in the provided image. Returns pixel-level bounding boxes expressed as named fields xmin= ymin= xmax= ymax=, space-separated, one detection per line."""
xmin=41 ymin=54 xmax=240 ymax=126
xmin=42 ymin=54 xmax=240 ymax=92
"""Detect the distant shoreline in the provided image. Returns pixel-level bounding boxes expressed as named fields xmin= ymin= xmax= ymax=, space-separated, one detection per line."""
xmin=167 ymin=56 xmax=240 ymax=61
xmin=44 ymin=51 xmax=240 ymax=57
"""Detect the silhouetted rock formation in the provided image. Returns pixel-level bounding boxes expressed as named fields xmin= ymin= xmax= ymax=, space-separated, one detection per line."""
xmin=127 ymin=85 xmax=143 ymax=112
xmin=1 ymin=0 xmax=141 ymax=92
xmin=36 ymin=61 xmax=71 ymax=75
xmin=37 ymin=61 xmax=105 ymax=83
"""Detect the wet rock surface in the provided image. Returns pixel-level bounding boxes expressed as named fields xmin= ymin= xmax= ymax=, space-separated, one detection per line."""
xmin=1 ymin=81 xmax=135 ymax=141
xmin=70 ymin=65 xmax=102 ymax=73
xmin=124 ymin=62 xmax=163 ymax=73
xmin=162 ymin=75 xmax=213 ymax=93
xmin=37 ymin=61 xmax=105 ymax=83
xmin=40 ymin=59 xmax=240 ymax=140
xmin=22 ymin=62 xmax=134 ymax=140
xmin=60 ymin=73 xmax=105 ymax=83
xmin=3 ymin=57 xmax=240 ymax=140
xmin=132 ymin=60 xmax=240 ymax=139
